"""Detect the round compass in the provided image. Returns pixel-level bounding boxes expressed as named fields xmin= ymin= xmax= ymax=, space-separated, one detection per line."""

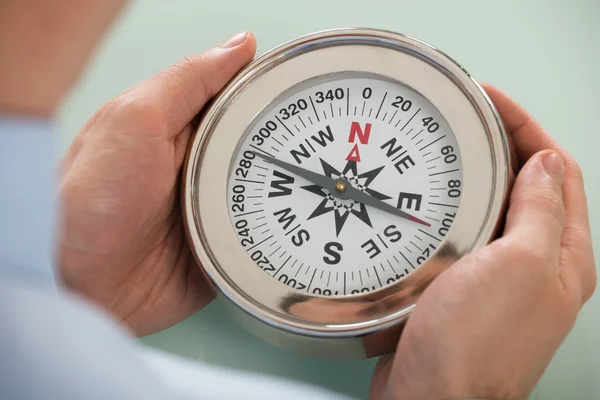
xmin=182 ymin=28 xmax=512 ymax=359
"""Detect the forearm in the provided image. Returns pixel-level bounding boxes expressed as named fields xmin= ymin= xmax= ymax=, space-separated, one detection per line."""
xmin=0 ymin=0 xmax=127 ymax=115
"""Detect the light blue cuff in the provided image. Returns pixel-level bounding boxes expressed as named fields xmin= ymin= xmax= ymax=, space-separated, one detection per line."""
xmin=0 ymin=114 xmax=59 ymax=289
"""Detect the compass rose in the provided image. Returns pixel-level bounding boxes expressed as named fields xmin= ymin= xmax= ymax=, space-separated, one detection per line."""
xmin=301 ymin=158 xmax=391 ymax=236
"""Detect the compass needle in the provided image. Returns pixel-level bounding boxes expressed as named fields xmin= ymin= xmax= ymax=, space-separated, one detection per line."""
xmin=252 ymin=151 xmax=430 ymax=226
xmin=183 ymin=28 xmax=511 ymax=359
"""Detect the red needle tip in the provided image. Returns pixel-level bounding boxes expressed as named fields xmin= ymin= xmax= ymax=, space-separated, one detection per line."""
xmin=409 ymin=215 xmax=431 ymax=227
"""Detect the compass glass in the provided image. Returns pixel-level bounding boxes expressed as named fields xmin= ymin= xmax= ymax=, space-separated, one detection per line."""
xmin=226 ymin=72 xmax=463 ymax=296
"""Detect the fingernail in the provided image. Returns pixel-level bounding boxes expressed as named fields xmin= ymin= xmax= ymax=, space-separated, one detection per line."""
xmin=542 ymin=152 xmax=564 ymax=183
xmin=220 ymin=31 xmax=248 ymax=48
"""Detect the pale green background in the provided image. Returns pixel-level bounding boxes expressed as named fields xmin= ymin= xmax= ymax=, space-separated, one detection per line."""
xmin=58 ymin=1 xmax=600 ymax=399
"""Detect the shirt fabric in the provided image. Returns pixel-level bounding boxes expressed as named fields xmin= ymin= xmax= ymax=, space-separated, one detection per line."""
xmin=0 ymin=115 xmax=351 ymax=400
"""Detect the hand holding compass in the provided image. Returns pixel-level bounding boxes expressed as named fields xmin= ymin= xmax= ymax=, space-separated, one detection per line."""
xmin=183 ymin=28 xmax=511 ymax=359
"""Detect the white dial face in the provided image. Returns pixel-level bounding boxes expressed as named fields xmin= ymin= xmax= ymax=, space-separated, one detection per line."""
xmin=227 ymin=73 xmax=463 ymax=297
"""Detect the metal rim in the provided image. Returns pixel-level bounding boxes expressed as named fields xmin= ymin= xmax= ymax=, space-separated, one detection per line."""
xmin=182 ymin=28 xmax=510 ymax=338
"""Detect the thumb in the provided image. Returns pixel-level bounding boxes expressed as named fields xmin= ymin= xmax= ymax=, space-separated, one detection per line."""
xmin=502 ymin=150 xmax=566 ymax=258
xmin=134 ymin=31 xmax=256 ymax=134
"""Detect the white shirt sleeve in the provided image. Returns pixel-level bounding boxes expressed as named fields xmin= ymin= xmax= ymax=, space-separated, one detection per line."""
xmin=0 ymin=114 xmax=59 ymax=288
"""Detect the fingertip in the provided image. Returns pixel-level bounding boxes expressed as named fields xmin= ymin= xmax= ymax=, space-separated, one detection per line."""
xmin=517 ymin=149 xmax=563 ymax=188
xmin=370 ymin=353 xmax=395 ymax=399
xmin=541 ymin=151 xmax=565 ymax=184
xmin=480 ymin=82 xmax=501 ymax=96
xmin=241 ymin=32 xmax=258 ymax=62
xmin=503 ymin=149 xmax=566 ymax=244
xmin=219 ymin=31 xmax=248 ymax=48
xmin=480 ymin=83 xmax=511 ymax=112
xmin=219 ymin=31 xmax=257 ymax=60
xmin=244 ymin=31 xmax=257 ymax=52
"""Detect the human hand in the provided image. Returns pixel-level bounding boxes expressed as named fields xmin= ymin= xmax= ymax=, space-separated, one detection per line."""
xmin=370 ymin=84 xmax=596 ymax=400
xmin=58 ymin=32 xmax=256 ymax=336
xmin=0 ymin=0 xmax=126 ymax=115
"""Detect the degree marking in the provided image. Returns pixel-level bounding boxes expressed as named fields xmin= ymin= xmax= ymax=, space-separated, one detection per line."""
xmin=346 ymin=88 xmax=350 ymax=116
xmin=410 ymin=241 xmax=422 ymax=251
xmin=429 ymin=168 xmax=460 ymax=177
xmin=389 ymin=110 xmax=398 ymax=124
xmin=249 ymin=144 xmax=274 ymax=158
xmin=373 ymin=266 xmax=383 ymax=287
xmin=275 ymin=116 xmax=294 ymax=136
xmin=411 ymin=129 xmax=423 ymax=141
xmin=426 ymin=156 xmax=441 ymax=163
xmin=273 ymin=255 xmax=292 ymax=278
xmin=234 ymin=209 xmax=263 ymax=218
xmin=269 ymin=246 xmax=282 ymax=257
xmin=272 ymin=137 xmax=284 ymax=147
xmin=429 ymin=202 xmax=458 ymax=208
xmin=298 ymin=115 xmax=307 ymax=128
xmin=401 ymin=107 xmax=421 ymax=131
xmin=419 ymin=135 xmax=447 ymax=151
xmin=375 ymin=92 xmax=387 ymax=119
xmin=399 ymin=250 xmax=415 ymax=269
xmin=235 ymin=178 xmax=264 ymax=184
xmin=247 ymin=234 xmax=274 ymax=251
xmin=419 ymin=228 xmax=442 ymax=242
xmin=308 ymin=95 xmax=320 ymax=122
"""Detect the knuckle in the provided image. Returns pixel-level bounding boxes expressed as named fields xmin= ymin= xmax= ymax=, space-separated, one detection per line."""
xmin=170 ymin=53 xmax=214 ymax=109
xmin=112 ymin=92 xmax=165 ymax=130
xmin=578 ymin=254 xmax=597 ymax=303
xmin=583 ymin=265 xmax=597 ymax=302
xmin=535 ymin=187 xmax=565 ymax=222
xmin=512 ymin=240 xmax=552 ymax=267
xmin=560 ymin=227 xmax=597 ymax=304
xmin=172 ymin=55 xmax=206 ymax=79
xmin=566 ymin=157 xmax=584 ymax=183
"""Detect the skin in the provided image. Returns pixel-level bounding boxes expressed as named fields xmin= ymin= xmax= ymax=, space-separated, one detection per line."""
xmin=2 ymin=2 xmax=596 ymax=397
xmin=58 ymin=32 xmax=257 ymax=336
xmin=369 ymin=84 xmax=597 ymax=400
xmin=0 ymin=0 xmax=127 ymax=116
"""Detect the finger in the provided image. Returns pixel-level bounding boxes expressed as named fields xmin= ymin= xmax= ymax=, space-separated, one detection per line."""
xmin=483 ymin=84 xmax=595 ymax=302
xmin=482 ymin=84 xmax=558 ymax=163
xmin=502 ymin=150 xmax=566 ymax=261
xmin=482 ymin=84 xmax=583 ymax=225
xmin=130 ymin=31 xmax=256 ymax=134
xmin=370 ymin=354 xmax=395 ymax=399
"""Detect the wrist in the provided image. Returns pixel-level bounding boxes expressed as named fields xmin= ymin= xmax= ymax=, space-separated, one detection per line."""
xmin=383 ymin=372 xmax=526 ymax=400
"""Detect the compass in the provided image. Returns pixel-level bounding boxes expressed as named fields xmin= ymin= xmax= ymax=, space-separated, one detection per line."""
xmin=182 ymin=28 xmax=512 ymax=359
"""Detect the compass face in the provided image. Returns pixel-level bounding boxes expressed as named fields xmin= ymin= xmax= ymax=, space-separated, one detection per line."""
xmin=226 ymin=73 xmax=463 ymax=296
xmin=185 ymin=28 xmax=510 ymax=355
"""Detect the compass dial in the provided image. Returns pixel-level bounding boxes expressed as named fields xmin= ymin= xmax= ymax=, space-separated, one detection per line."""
xmin=226 ymin=73 xmax=463 ymax=296
xmin=185 ymin=28 xmax=510 ymax=357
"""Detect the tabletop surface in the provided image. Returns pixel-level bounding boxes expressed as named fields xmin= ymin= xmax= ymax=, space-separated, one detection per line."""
xmin=58 ymin=1 xmax=600 ymax=398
